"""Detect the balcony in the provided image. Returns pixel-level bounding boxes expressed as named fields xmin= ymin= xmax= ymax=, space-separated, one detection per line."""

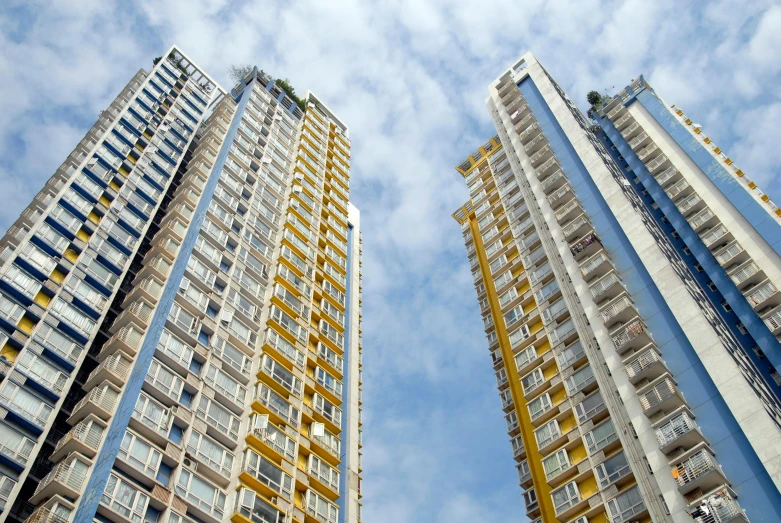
xmin=25 ymin=505 xmax=72 ymax=523
xmin=636 ymin=143 xmax=659 ymax=162
xmin=624 ymin=347 xmax=666 ymax=385
xmin=580 ymin=251 xmax=612 ymax=281
xmin=84 ymin=353 xmax=131 ymax=389
xmin=715 ymin=241 xmax=748 ymax=268
xmin=677 ymin=193 xmax=703 ymax=216
xmin=745 ymin=280 xmax=780 ymax=310
xmin=610 ymin=318 xmax=650 ymax=354
xmin=688 ymin=207 xmax=716 ymax=231
xmin=515 ymin=113 xmax=535 ymax=135
xmin=645 ymin=154 xmax=670 ymax=173
xmin=547 ymin=183 xmax=572 ymax=209
xmin=600 ymin=294 xmax=636 ymax=327
xmin=509 ymin=102 xmax=530 ymax=123
xmin=590 ymin=271 xmax=623 ymax=302
xmin=762 ymin=306 xmax=781 ymax=335
xmin=674 ymin=449 xmax=728 ymax=496
xmin=729 ymin=261 xmax=761 ymax=289
xmin=554 ymin=197 xmax=581 ymax=224
xmin=561 ymin=214 xmax=591 ymax=241
xmin=620 ymin=122 xmax=641 ymax=140
xmin=655 ymin=410 xmax=706 ymax=454
xmin=655 ymin=166 xmax=681 ymax=187
xmin=523 ymin=133 xmax=546 ymax=156
xmin=540 ymin=170 xmax=566 ymax=194
xmin=638 ymin=376 xmax=684 ymax=417
xmin=569 ymin=232 xmax=601 ymax=261
xmin=700 ymin=224 xmax=732 ymax=250
xmin=530 ymin=145 xmax=554 ymax=168
xmin=51 ymin=418 xmax=104 ymax=461
xmin=665 ymin=178 xmax=691 ymax=200
xmin=613 ymin=112 xmax=632 ymax=129
xmin=31 ymin=460 xmax=88 ymax=504
xmin=689 ymin=489 xmax=748 ymax=523
xmin=628 ymin=131 xmax=651 ymax=151
xmin=68 ymin=384 xmax=118 ymax=424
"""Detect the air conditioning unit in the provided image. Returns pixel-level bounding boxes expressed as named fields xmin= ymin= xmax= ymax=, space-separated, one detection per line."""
xmin=182 ymin=457 xmax=197 ymax=471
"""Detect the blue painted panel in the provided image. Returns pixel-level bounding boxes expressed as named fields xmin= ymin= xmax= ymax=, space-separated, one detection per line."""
xmin=73 ymin=72 xmax=257 ymax=523
xmin=519 ymin=77 xmax=781 ymax=521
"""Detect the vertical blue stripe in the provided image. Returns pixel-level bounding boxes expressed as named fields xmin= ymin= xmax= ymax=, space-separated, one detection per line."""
xmin=73 ymin=71 xmax=257 ymax=523
xmin=337 ymin=222 xmax=354 ymax=523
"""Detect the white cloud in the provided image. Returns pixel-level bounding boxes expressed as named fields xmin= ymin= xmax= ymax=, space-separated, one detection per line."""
xmin=1 ymin=1 xmax=780 ymax=522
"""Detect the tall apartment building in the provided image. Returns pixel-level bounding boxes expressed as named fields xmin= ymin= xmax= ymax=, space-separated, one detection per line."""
xmin=0 ymin=46 xmax=363 ymax=523
xmin=453 ymin=51 xmax=781 ymax=523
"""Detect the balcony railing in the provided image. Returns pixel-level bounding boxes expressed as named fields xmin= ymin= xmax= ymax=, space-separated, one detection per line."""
xmin=665 ymin=179 xmax=689 ymax=199
xmin=600 ymin=295 xmax=633 ymax=323
xmin=764 ymin=308 xmax=781 ymax=332
xmin=25 ymin=506 xmax=71 ymax=523
xmin=646 ymin=154 xmax=668 ymax=172
xmin=691 ymin=489 xmax=748 ymax=523
xmin=620 ymin=122 xmax=640 ymax=139
xmin=540 ymin=170 xmax=565 ymax=193
xmin=677 ymin=193 xmax=702 ymax=215
xmin=700 ymin=225 xmax=728 ymax=247
xmin=747 ymin=281 xmax=778 ymax=307
xmin=639 ymin=378 xmax=677 ymax=412
xmin=547 ymin=184 xmax=572 ymax=208
xmin=569 ymin=232 xmax=600 ymax=258
xmin=730 ymin=262 xmax=759 ymax=286
xmin=675 ymin=450 xmax=718 ymax=488
xmin=655 ymin=411 xmax=697 ymax=448
xmin=34 ymin=462 xmax=87 ymax=498
xmin=625 ymin=349 xmax=660 ymax=380
xmin=611 ymin=319 xmax=645 ymax=350
xmin=591 ymin=272 xmax=621 ymax=300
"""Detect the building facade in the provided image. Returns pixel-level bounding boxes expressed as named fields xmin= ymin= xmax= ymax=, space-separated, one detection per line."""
xmin=0 ymin=46 xmax=363 ymax=523
xmin=453 ymin=52 xmax=781 ymax=523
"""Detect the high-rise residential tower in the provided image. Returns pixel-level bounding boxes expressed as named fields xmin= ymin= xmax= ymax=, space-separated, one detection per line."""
xmin=0 ymin=46 xmax=363 ymax=523
xmin=453 ymin=51 xmax=781 ymax=523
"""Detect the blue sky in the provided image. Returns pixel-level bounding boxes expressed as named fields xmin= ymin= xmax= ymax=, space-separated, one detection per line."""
xmin=2 ymin=1 xmax=781 ymax=521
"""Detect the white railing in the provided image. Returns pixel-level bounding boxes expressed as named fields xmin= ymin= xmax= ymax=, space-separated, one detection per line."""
xmin=614 ymin=113 xmax=632 ymax=128
xmin=601 ymin=295 xmax=633 ymax=323
xmin=730 ymin=262 xmax=759 ymax=285
xmin=611 ymin=319 xmax=645 ymax=349
xmin=562 ymin=215 xmax=589 ymax=238
xmin=655 ymin=411 xmax=696 ymax=448
xmin=764 ymin=308 xmax=781 ymax=331
xmin=627 ymin=132 xmax=648 ymax=149
xmin=646 ymin=154 xmax=668 ymax=172
xmin=626 ymin=350 xmax=660 ymax=379
xmin=73 ymin=387 xmax=116 ymax=415
xmin=665 ymin=179 xmax=689 ymax=199
xmin=555 ymin=198 xmax=580 ymax=221
xmin=541 ymin=171 xmax=564 ymax=193
xmin=580 ymin=252 xmax=609 ymax=278
xmin=35 ymin=462 xmax=87 ymax=497
xmin=590 ymin=272 xmax=620 ymax=299
xmin=700 ymin=225 xmax=728 ymax=247
xmin=547 ymin=184 xmax=572 ymax=207
xmin=620 ymin=122 xmax=640 ymax=138
xmin=637 ymin=143 xmax=658 ymax=161
xmin=677 ymin=193 xmax=702 ymax=214
xmin=747 ymin=282 xmax=777 ymax=307
xmin=530 ymin=145 xmax=552 ymax=165
xmin=639 ymin=378 xmax=676 ymax=412
xmin=692 ymin=490 xmax=747 ymax=523
xmin=675 ymin=450 xmax=717 ymax=488
xmin=688 ymin=208 xmax=714 ymax=229
xmin=536 ymin=156 xmax=559 ymax=176
xmin=56 ymin=420 xmax=103 ymax=453
xmin=655 ymin=166 xmax=679 ymax=185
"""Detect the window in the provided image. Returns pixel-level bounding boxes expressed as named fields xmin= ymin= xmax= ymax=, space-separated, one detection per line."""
xmin=33 ymin=323 xmax=83 ymax=365
xmin=556 ymin=340 xmax=584 ymax=369
xmin=205 ymin=363 xmax=247 ymax=405
xmin=51 ymin=298 xmax=96 ymax=336
xmin=0 ymin=422 xmax=35 ymax=464
xmin=119 ymin=430 xmax=162 ymax=478
xmin=244 ymin=449 xmax=294 ymax=499
xmin=606 ymin=485 xmax=644 ymax=523
xmin=596 ymin=450 xmax=630 ymax=487
xmin=528 ymin=393 xmax=552 ymax=420
xmin=584 ymin=418 xmax=618 ymax=454
xmin=16 ymin=350 xmax=68 ymax=393
xmin=313 ymin=393 xmax=342 ymax=428
xmin=736 ymin=322 xmax=747 ymax=335
xmin=176 ymin=469 xmax=226 ymax=518
xmin=543 ymin=449 xmax=570 ymax=479
xmin=706 ymin=281 xmax=717 ymax=292
xmin=316 ymin=367 xmax=343 ymax=399
xmin=514 ymin=346 xmax=536 ymax=372
xmin=102 ymin=473 xmax=150 ymax=523
xmin=505 ymin=411 xmax=518 ymax=431
xmin=521 ymin=367 xmax=545 ymax=394
xmin=196 ymin=396 xmax=240 ymax=441
xmin=211 ymin=335 xmax=250 ymax=376
xmin=21 ymin=243 xmax=56 ymax=275
xmin=133 ymin=392 xmax=170 ymax=435
xmin=509 ymin=324 xmax=531 ymax=347
xmin=309 ymin=454 xmax=340 ymax=493
xmin=565 ymin=364 xmax=595 ymax=395
xmin=318 ymin=343 xmax=344 ymax=374
xmin=4 ymin=265 xmax=41 ymax=299
xmin=534 ymin=419 xmax=560 ymax=449
xmin=552 ymin=481 xmax=580 ymax=514
xmin=256 ymin=383 xmax=299 ymax=428
xmin=157 ymin=329 xmax=193 ymax=369
xmin=721 ymin=300 xmax=732 ymax=312
xmin=306 ymin=489 xmax=338 ymax=523
xmin=504 ymin=305 xmax=524 ymax=328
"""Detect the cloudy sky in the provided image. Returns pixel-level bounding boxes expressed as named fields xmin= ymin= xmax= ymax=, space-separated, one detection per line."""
xmin=2 ymin=1 xmax=781 ymax=521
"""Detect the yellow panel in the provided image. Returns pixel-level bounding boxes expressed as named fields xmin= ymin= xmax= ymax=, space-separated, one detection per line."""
xmin=530 ymin=321 xmax=544 ymax=335
xmin=144 ymin=131 xmax=153 ymax=139
xmin=50 ymin=269 xmax=65 ymax=284
xmin=551 ymin=387 xmax=568 ymax=406
xmin=559 ymin=414 xmax=576 ymax=434
xmin=64 ymin=249 xmax=79 ymax=262
xmin=294 ymin=489 xmax=303 ymax=508
xmin=512 ymin=266 xmax=524 ymax=279
xmin=569 ymin=442 xmax=587 ymax=465
xmin=537 ymin=340 xmax=552 ymax=355
xmin=736 ymin=169 xmax=744 ymax=176
xmin=109 ymin=180 xmax=121 ymax=191
xmin=297 ymin=453 xmax=307 ymax=470
xmin=523 ymin=302 xmax=536 ymax=315
xmin=725 ymin=158 xmax=732 ymax=165
xmin=517 ymin=281 xmax=530 ymax=295
xmin=577 ymin=474 xmax=598 ymax=499
xmin=543 ymin=364 xmax=559 ymax=380
xmin=99 ymin=195 xmax=111 ymax=207
xmin=749 ymin=182 xmax=757 ymax=189
xmin=119 ymin=166 xmax=129 ymax=176
xmin=0 ymin=345 xmax=19 ymax=363
xmin=87 ymin=212 xmax=100 ymax=224
xmin=76 ymin=229 xmax=90 ymax=242
xmin=33 ymin=291 xmax=51 ymax=308
xmin=17 ymin=316 xmax=35 ymax=335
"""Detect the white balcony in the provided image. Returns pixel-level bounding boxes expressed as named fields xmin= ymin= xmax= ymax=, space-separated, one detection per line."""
xmin=31 ymin=459 xmax=88 ymax=504
xmin=610 ymin=318 xmax=650 ymax=354
xmin=674 ymin=449 xmax=728 ymax=496
xmin=745 ymin=280 xmax=780 ymax=310
xmin=638 ymin=376 xmax=684 ymax=417
xmin=655 ymin=410 xmax=705 ymax=454
xmin=600 ymin=294 xmax=635 ymax=327
xmin=625 ymin=347 xmax=666 ymax=385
